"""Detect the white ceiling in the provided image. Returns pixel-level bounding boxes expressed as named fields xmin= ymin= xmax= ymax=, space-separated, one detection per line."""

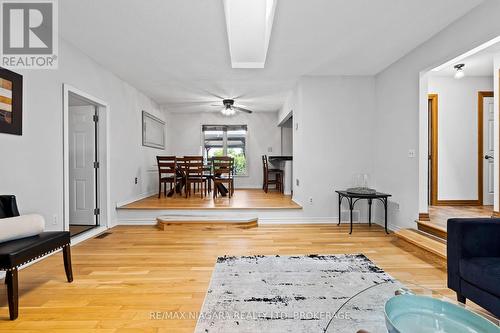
xmin=430 ymin=41 xmax=500 ymax=77
xmin=60 ymin=0 xmax=483 ymax=113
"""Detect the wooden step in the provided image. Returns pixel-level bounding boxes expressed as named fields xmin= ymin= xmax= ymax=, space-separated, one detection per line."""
xmin=417 ymin=220 xmax=447 ymax=240
xmin=395 ymin=228 xmax=447 ymax=259
xmin=156 ymin=215 xmax=258 ymax=230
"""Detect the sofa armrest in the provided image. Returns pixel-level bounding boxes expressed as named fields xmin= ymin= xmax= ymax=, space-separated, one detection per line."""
xmin=447 ymin=218 xmax=500 ymax=291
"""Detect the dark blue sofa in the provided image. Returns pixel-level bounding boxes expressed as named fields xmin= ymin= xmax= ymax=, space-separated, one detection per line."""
xmin=447 ymin=218 xmax=500 ymax=317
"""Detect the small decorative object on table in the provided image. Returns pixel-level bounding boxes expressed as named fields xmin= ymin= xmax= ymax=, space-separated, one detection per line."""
xmin=347 ymin=173 xmax=376 ymax=195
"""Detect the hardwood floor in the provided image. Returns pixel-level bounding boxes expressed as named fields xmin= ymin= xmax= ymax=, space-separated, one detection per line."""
xmin=119 ymin=189 xmax=302 ymax=210
xmin=428 ymin=205 xmax=493 ymax=230
xmin=0 ymin=224 xmax=455 ymax=332
xmin=69 ymin=225 xmax=97 ymax=237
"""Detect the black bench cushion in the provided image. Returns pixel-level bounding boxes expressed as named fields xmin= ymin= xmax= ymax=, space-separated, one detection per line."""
xmin=460 ymin=257 xmax=500 ymax=297
xmin=0 ymin=232 xmax=70 ymax=269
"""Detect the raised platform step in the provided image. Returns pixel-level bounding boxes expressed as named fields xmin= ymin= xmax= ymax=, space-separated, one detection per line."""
xmin=417 ymin=220 xmax=447 ymax=240
xmin=395 ymin=228 xmax=447 ymax=259
xmin=156 ymin=215 xmax=258 ymax=230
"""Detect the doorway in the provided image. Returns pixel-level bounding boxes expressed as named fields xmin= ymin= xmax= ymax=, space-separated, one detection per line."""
xmin=68 ymin=99 xmax=99 ymax=236
xmin=63 ymin=85 xmax=109 ymax=237
xmin=426 ymin=90 xmax=494 ymax=229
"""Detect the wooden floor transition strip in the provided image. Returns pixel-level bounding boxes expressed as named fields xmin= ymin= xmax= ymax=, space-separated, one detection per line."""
xmin=417 ymin=220 xmax=447 ymax=240
xmin=395 ymin=228 xmax=447 ymax=259
xmin=156 ymin=215 xmax=258 ymax=230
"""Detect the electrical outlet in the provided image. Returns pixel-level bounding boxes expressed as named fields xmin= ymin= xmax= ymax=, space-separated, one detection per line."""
xmin=408 ymin=149 xmax=416 ymax=158
xmin=309 ymin=197 xmax=313 ymax=204
xmin=134 ymin=177 xmax=138 ymax=184
xmin=52 ymin=214 xmax=57 ymax=225
xmin=296 ymin=178 xmax=300 ymax=186
xmin=393 ymin=202 xmax=400 ymax=211
xmin=268 ymin=147 xmax=273 ymax=153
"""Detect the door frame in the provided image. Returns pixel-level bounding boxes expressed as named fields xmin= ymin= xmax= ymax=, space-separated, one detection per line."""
xmin=428 ymin=92 xmax=489 ymax=206
xmin=63 ymin=84 xmax=110 ymax=232
xmin=478 ymin=91 xmax=494 ymax=206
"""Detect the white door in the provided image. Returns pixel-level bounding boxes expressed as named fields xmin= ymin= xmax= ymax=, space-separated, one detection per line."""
xmin=69 ymin=106 xmax=97 ymax=225
xmin=483 ymin=97 xmax=494 ymax=205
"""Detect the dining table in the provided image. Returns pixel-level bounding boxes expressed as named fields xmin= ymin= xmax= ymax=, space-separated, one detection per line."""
xmin=166 ymin=165 xmax=229 ymax=197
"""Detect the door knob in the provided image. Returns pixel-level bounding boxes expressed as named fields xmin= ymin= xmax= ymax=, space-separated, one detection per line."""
xmin=485 ymin=154 xmax=494 ymax=160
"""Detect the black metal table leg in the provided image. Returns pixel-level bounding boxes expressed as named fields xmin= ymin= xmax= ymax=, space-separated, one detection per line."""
xmin=348 ymin=197 xmax=354 ymax=234
xmin=383 ymin=198 xmax=389 ymax=234
xmin=338 ymin=194 xmax=342 ymax=226
xmin=368 ymin=199 xmax=372 ymax=227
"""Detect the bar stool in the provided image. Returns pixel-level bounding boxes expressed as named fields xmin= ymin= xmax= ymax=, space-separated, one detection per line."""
xmin=262 ymin=155 xmax=283 ymax=193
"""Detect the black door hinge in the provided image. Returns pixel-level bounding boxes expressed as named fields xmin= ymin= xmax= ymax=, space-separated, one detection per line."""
xmin=93 ymin=114 xmax=99 ymax=122
xmin=94 ymin=161 xmax=100 ymax=169
xmin=94 ymin=208 xmax=100 ymax=216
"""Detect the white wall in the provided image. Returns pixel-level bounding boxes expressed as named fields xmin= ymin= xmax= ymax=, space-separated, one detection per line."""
xmin=291 ymin=76 xmax=376 ymax=219
xmin=374 ymin=0 xmax=500 ymax=229
xmin=163 ymin=111 xmax=281 ymax=188
xmin=0 ymin=39 xmax=165 ymax=230
xmin=280 ymin=117 xmax=293 ymax=156
xmin=428 ymin=76 xmax=493 ymax=200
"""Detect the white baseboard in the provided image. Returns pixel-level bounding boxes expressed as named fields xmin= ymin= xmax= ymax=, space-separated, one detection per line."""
xmin=71 ymin=226 xmax=108 ymax=245
xmin=115 ymin=191 xmax=156 ymax=208
xmin=259 ymin=217 xmax=337 ymax=224
xmin=119 ymin=218 xmax=157 ymax=225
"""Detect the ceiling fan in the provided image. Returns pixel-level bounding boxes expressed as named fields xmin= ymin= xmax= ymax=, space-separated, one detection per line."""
xmin=211 ymin=99 xmax=253 ymax=116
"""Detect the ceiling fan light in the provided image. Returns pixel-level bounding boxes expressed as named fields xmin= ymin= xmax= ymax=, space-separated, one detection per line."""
xmin=454 ymin=64 xmax=465 ymax=79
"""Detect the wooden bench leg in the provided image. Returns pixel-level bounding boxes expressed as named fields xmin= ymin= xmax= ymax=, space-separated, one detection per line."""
xmin=63 ymin=246 xmax=73 ymax=283
xmin=6 ymin=268 xmax=18 ymax=320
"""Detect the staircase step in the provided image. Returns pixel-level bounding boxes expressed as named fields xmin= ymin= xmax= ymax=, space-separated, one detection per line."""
xmin=156 ymin=215 xmax=258 ymax=230
xmin=417 ymin=220 xmax=447 ymax=240
xmin=395 ymin=228 xmax=447 ymax=259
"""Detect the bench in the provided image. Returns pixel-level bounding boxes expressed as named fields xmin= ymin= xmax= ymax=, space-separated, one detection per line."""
xmin=0 ymin=195 xmax=73 ymax=320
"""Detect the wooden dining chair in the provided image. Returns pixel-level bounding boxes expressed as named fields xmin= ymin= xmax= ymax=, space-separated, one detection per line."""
xmin=156 ymin=156 xmax=177 ymax=198
xmin=183 ymin=156 xmax=207 ymax=198
xmin=204 ymin=158 xmax=213 ymax=194
xmin=175 ymin=157 xmax=189 ymax=196
xmin=213 ymin=156 xmax=234 ymax=199
xmin=262 ymin=155 xmax=283 ymax=193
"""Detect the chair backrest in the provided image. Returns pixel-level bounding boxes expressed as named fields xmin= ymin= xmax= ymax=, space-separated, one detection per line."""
xmin=262 ymin=155 xmax=269 ymax=174
xmin=156 ymin=156 xmax=176 ymax=178
xmin=183 ymin=156 xmax=203 ymax=177
xmin=0 ymin=195 xmax=20 ymax=218
xmin=213 ymin=156 xmax=234 ymax=178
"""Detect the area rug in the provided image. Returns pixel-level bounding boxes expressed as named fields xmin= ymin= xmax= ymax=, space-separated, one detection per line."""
xmin=195 ymin=254 xmax=404 ymax=333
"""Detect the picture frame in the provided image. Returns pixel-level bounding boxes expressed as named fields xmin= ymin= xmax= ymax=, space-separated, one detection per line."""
xmin=142 ymin=110 xmax=165 ymax=149
xmin=0 ymin=67 xmax=23 ymax=135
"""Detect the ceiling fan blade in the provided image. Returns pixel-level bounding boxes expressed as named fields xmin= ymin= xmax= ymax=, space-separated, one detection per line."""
xmin=231 ymin=93 xmax=246 ymax=100
xmin=203 ymin=90 xmax=226 ymax=100
xmin=234 ymin=106 xmax=253 ymax=114
xmin=210 ymin=104 xmax=222 ymax=107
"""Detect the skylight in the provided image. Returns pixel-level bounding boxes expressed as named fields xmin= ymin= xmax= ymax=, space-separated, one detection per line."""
xmin=223 ymin=0 xmax=277 ymax=68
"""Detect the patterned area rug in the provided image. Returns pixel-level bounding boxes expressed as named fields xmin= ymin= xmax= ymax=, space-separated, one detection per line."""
xmin=195 ymin=254 xmax=403 ymax=332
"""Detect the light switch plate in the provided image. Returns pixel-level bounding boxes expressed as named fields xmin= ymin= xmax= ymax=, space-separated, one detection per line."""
xmin=408 ymin=149 xmax=416 ymax=158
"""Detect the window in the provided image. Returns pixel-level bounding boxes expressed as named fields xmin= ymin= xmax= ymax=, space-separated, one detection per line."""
xmin=202 ymin=125 xmax=248 ymax=176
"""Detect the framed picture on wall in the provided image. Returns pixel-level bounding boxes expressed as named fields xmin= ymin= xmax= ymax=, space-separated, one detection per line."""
xmin=0 ymin=67 xmax=23 ymax=135
xmin=142 ymin=111 xmax=165 ymax=149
